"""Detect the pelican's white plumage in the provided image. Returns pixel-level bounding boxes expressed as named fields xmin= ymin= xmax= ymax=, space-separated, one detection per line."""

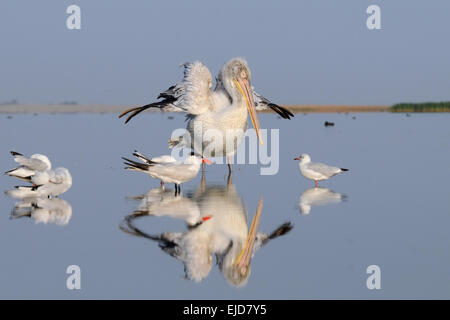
xmin=5 ymin=151 xmax=51 ymax=182
xmin=119 ymin=58 xmax=293 ymax=171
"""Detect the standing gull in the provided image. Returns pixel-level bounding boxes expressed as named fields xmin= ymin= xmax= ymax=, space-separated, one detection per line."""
xmin=122 ymin=153 xmax=212 ymax=195
xmin=294 ymin=154 xmax=348 ymax=187
xmin=131 ymin=150 xmax=176 ymax=189
xmin=119 ymin=58 xmax=294 ymax=172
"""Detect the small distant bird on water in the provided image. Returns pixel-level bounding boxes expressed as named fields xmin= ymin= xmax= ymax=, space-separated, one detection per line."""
xmin=5 ymin=151 xmax=51 ymax=182
xmin=324 ymin=121 xmax=334 ymax=127
xmin=294 ymin=154 xmax=348 ymax=187
xmin=122 ymin=152 xmax=212 ymax=195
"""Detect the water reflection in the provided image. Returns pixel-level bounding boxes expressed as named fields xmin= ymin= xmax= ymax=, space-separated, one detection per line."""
xmin=10 ymin=198 xmax=72 ymax=226
xmin=121 ymin=177 xmax=293 ymax=287
xmin=298 ymin=187 xmax=347 ymax=214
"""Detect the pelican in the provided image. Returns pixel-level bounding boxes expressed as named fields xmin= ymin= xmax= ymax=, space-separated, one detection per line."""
xmin=119 ymin=58 xmax=294 ymax=172
xmin=298 ymin=187 xmax=347 ymax=214
xmin=5 ymin=167 xmax=72 ymax=199
xmin=294 ymin=153 xmax=349 ymax=187
xmin=122 ymin=152 xmax=212 ymax=195
xmin=5 ymin=151 xmax=51 ymax=182
xmin=120 ymin=182 xmax=293 ymax=286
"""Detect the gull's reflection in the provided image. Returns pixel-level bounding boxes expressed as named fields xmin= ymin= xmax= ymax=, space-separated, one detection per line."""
xmin=298 ymin=187 xmax=347 ymax=214
xmin=121 ymin=178 xmax=293 ymax=287
xmin=10 ymin=198 xmax=72 ymax=226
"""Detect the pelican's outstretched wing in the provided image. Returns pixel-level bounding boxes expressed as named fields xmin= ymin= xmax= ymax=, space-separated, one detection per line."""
xmin=253 ymin=90 xmax=294 ymax=119
xmin=119 ymin=61 xmax=214 ymax=123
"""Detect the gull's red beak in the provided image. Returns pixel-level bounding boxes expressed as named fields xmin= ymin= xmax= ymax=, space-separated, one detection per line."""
xmin=202 ymin=158 xmax=213 ymax=165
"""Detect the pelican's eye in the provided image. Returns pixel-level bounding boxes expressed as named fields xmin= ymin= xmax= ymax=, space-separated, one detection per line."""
xmin=240 ymin=71 xmax=247 ymax=79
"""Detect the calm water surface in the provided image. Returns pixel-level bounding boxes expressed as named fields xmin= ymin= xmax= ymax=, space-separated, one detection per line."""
xmin=0 ymin=112 xmax=449 ymax=299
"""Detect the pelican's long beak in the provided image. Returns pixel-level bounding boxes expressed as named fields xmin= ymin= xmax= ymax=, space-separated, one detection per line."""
xmin=234 ymin=78 xmax=263 ymax=145
xmin=234 ymin=197 xmax=263 ymax=275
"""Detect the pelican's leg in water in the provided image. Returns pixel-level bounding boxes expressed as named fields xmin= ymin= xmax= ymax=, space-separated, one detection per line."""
xmin=227 ymin=171 xmax=232 ymax=191
xmin=315 ymin=180 xmax=318 ymax=188
xmin=227 ymin=155 xmax=233 ymax=173
xmin=160 ymin=181 xmax=165 ymax=190
xmin=201 ymin=165 xmax=206 ymax=192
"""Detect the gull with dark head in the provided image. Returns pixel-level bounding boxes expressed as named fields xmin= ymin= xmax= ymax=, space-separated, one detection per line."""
xmin=119 ymin=58 xmax=294 ymax=172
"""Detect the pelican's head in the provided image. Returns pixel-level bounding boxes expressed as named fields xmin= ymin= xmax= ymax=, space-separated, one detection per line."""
xmin=219 ymin=240 xmax=252 ymax=287
xmin=31 ymin=154 xmax=52 ymax=170
xmin=294 ymin=153 xmax=311 ymax=164
xmin=220 ymin=58 xmax=262 ymax=145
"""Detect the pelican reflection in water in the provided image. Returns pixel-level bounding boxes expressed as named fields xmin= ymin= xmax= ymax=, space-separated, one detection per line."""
xmin=298 ymin=187 xmax=347 ymax=215
xmin=10 ymin=198 xmax=72 ymax=226
xmin=121 ymin=182 xmax=292 ymax=286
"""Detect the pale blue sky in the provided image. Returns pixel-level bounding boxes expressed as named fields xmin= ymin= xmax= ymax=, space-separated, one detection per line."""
xmin=1 ymin=0 xmax=449 ymax=105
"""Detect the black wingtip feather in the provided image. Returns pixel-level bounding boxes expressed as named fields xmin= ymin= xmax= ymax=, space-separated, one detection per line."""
xmin=122 ymin=157 xmax=151 ymax=171
xmin=268 ymin=222 xmax=294 ymax=240
xmin=341 ymin=168 xmax=349 ymax=172
xmin=269 ymin=104 xmax=294 ymax=119
xmin=10 ymin=151 xmax=23 ymax=156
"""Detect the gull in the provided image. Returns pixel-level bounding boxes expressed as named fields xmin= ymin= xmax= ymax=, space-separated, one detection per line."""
xmin=298 ymin=187 xmax=347 ymax=214
xmin=5 ymin=168 xmax=73 ymax=199
xmin=294 ymin=153 xmax=349 ymax=187
xmin=132 ymin=187 xmax=209 ymax=227
xmin=11 ymin=198 xmax=72 ymax=226
xmin=119 ymin=58 xmax=294 ymax=172
xmin=122 ymin=152 xmax=212 ymax=195
xmin=131 ymin=150 xmax=176 ymax=189
xmin=5 ymin=151 xmax=51 ymax=182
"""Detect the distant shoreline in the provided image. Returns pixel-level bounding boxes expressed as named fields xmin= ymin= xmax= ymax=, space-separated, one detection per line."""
xmin=2 ymin=103 xmax=449 ymax=114
xmin=0 ymin=104 xmax=391 ymax=114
